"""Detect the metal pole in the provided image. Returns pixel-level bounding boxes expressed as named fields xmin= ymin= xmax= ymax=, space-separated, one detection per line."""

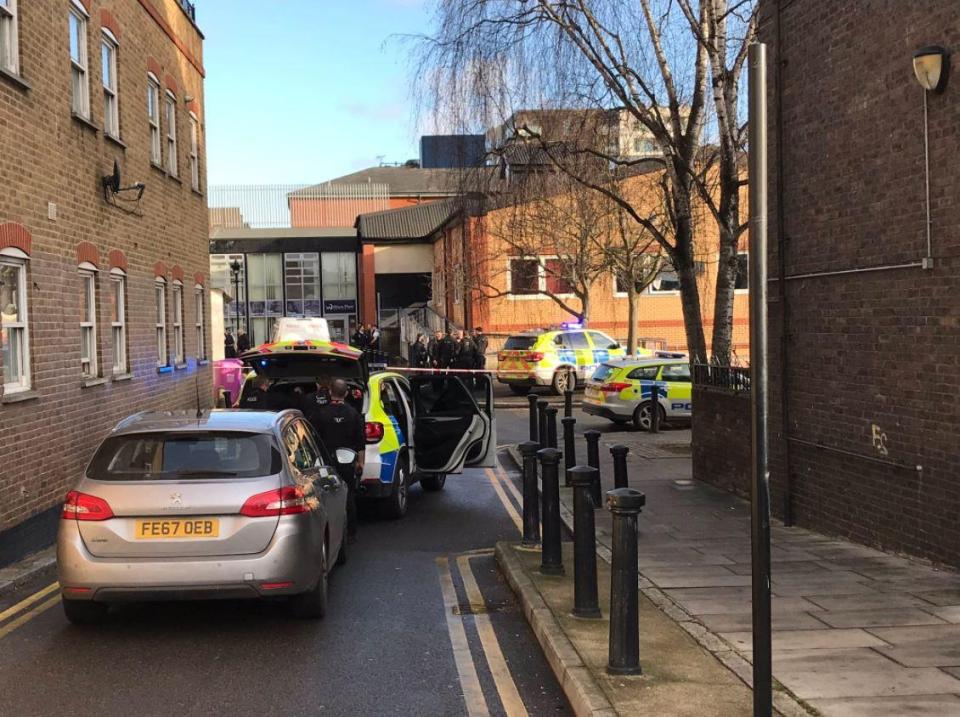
xmin=519 ymin=441 xmax=541 ymax=546
xmin=562 ymin=416 xmax=577 ymax=486
xmin=749 ymin=41 xmax=772 ymax=717
xmin=606 ymin=487 xmax=645 ymax=675
xmin=569 ymin=466 xmax=601 ymax=618
xmin=233 ymin=271 xmax=240 ymax=336
xmin=563 ymin=388 xmax=574 ymax=418
xmin=538 ymin=448 xmax=564 ymax=575
xmin=649 ymin=384 xmax=660 ymax=434
xmin=528 ymin=392 xmax=540 ymax=443
xmin=611 ymin=445 xmax=629 ymax=489
xmin=537 ymin=400 xmax=549 ymax=449
xmin=584 ymin=430 xmax=602 ymax=507
xmin=545 ymin=406 xmax=559 ymax=450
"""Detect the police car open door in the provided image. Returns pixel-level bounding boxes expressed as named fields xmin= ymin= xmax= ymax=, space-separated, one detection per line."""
xmin=409 ymin=374 xmax=497 ymax=473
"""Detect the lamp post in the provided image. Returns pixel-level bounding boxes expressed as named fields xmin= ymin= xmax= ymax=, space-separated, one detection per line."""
xmin=229 ymin=259 xmax=242 ymax=336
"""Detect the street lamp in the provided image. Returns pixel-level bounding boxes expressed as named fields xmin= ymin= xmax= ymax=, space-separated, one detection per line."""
xmin=229 ymin=259 xmax=242 ymax=337
xmin=912 ymin=45 xmax=950 ymax=270
xmin=913 ymin=45 xmax=950 ymax=93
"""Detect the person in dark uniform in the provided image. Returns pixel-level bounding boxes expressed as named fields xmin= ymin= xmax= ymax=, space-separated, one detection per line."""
xmin=351 ymin=326 xmax=368 ymax=350
xmin=237 ymin=329 xmax=251 ymax=354
xmin=454 ymin=330 xmax=476 ymax=370
xmin=427 ymin=330 xmax=444 ymax=367
xmin=304 ymin=379 xmax=365 ymax=542
xmin=472 ymin=327 xmax=488 ymax=371
xmin=237 ymin=375 xmax=284 ymax=410
xmin=438 ymin=331 xmax=457 ymax=369
xmin=410 ymin=333 xmax=429 ymax=368
xmin=224 ymin=330 xmax=237 ymax=359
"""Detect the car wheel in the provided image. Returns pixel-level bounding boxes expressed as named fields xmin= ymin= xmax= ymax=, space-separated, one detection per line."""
xmin=420 ymin=473 xmax=446 ymax=492
xmin=381 ymin=458 xmax=409 ymax=519
xmin=508 ymin=384 xmax=529 ymax=396
xmin=290 ymin=539 xmax=328 ymax=619
xmin=62 ymin=598 xmax=109 ymax=625
xmin=551 ymin=368 xmax=575 ymax=395
xmin=633 ymin=401 xmax=666 ymax=431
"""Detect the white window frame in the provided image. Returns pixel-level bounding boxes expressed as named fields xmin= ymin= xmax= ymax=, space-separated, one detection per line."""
xmin=194 ymin=284 xmax=206 ymax=360
xmin=69 ymin=1 xmax=90 ymax=119
xmin=79 ymin=264 xmax=98 ymax=378
xmin=172 ymin=280 xmax=184 ymax=365
xmin=165 ymin=90 xmax=178 ymax=176
xmin=189 ymin=112 xmax=200 ymax=191
xmin=0 ymin=0 xmax=19 ymax=75
xmin=506 ymin=256 xmax=575 ymax=300
xmin=147 ymin=73 xmax=161 ymax=165
xmin=0 ymin=249 xmax=30 ymax=393
xmin=155 ymin=277 xmax=167 ymax=367
xmin=110 ymin=268 xmax=127 ymax=375
xmin=101 ymin=30 xmax=119 ymax=138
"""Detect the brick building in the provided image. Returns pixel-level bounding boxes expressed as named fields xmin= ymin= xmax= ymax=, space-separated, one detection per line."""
xmin=0 ymin=0 xmax=210 ymax=562
xmin=758 ymin=1 xmax=960 ymax=566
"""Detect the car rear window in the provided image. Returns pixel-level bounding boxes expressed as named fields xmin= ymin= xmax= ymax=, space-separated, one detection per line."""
xmin=88 ymin=432 xmax=283 ymax=481
xmin=591 ymin=364 xmax=616 ymax=381
xmin=504 ymin=335 xmax=538 ymax=350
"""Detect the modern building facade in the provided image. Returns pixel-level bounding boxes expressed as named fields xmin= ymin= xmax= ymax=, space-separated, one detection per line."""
xmin=759 ymin=1 xmax=960 ymax=566
xmin=0 ymin=0 xmax=210 ymax=560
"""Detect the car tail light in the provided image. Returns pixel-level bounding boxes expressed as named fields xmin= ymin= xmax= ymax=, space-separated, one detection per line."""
xmin=525 ymin=352 xmax=544 ymax=362
xmin=61 ymin=491 xmax=114 ymax=521
xmin=599 ymin=382 xmax=631 ymax=393
xmin=240 ymin=486 xmax=308 ymax=517
xmin=259 ymin=581 xmax=293 ymax=590
xmin=365 ymin=421 xmax=384 ymax=443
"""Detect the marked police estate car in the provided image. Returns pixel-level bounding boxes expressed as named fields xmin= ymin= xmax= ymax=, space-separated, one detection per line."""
xmin=497 ymin=324 xmax=633 ymax=395
xmin=239 ymin=340 xmax=496 ymax=519
xmin=583 ymin=353 xmax=692 ymax=430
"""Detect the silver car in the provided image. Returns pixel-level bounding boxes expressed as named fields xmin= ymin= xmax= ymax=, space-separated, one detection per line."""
xmin=57 ymin=409 xmax=347 ymax=623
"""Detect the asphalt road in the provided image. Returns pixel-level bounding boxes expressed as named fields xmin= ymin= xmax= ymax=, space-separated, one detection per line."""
xmin=0 ymin=412 xmax=571 ymax=717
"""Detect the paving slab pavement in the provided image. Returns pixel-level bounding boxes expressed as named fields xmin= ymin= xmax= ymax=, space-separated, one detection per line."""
xmin=507 ymin=417 xmax=960 ymax=714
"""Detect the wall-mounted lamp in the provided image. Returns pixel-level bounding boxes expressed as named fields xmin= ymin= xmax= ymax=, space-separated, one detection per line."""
xmin=913 ymin=45 xmax=950 ymax=93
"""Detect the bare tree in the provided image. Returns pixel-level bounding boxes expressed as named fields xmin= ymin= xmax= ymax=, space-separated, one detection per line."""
xmin=413 ymin=0 xmax=755 ymax=363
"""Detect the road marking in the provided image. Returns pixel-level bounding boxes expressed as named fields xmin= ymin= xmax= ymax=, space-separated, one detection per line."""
xmin=0 ymin=581 xmax=59 ymax=625
xmin=494 ymin=465 xmax=525 ymax=509
xmin=485 ymin=469 xmax=523 ymax=534
xmin=0 ymin=595 xmax=60 ymax=641
xmin=458 ymin=554 xmax=530 ymax=717
xmin=436 ymin=557 xmax=490 ymax=717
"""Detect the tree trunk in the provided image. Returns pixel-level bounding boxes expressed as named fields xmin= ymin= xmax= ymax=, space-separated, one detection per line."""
xmin=579 ymin=289 xmax=590 ymax=326
xmin=626 ymin=283 xmax=638 ymax=355
xmin=674 ymin=233 xmax=708 ymax=362
xmin=710 ymin=161 xmax=743 ymax=366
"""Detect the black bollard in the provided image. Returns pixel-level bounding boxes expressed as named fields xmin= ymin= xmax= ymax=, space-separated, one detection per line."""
xmin=611 ymin=445 xmax=630 ymax=489
xmin=561 ymin=416 xmax=577 ymax=486
xmin=519 ymin=441 xmax=541 ymax=546
xmin=537 ymin=400 xmax=549 ymax=449
xmin=528 ymin=392 xmax=540 ymax=443
xmin=545 ymin=406 xmax=559 ymax=449
xmin=606 ymin=487 xmax=646 ymax=675
xmin=538 ymin=448 xmax=564 ymax=575
xmin=584 ymin=430 xmax=602 ymax=507
xmin=563 ymin=388 xmax=574 ymax=418
xmin=569 ymin=466 xmax=602 ymax=619
xmin=649 ymin=385 xmax=661 ymax=433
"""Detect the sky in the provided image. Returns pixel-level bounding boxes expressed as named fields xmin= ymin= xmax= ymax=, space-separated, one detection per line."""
xmin=199 ymin=0 xmax=433 ymax=185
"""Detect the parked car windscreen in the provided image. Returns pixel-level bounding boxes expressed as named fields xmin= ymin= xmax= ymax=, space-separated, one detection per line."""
xmin=504 ymin=335 xmax=538 ymax=350
xmin=88 ymin=432 xmax=283 ymax=481
xmin=591 ymin=364 xmax=617 ymax=381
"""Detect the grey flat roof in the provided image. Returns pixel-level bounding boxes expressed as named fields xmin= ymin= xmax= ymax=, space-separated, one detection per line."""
xmin=356 ymin=198 xmax=459 ymax=241
xmin=210 ymin=227 xmax=357 ymax=240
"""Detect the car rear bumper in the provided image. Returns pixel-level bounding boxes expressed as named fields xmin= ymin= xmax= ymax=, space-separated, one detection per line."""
xmin=582 ymin=399 xmax=633 ymax=421
xmin=56 ymin=518 xmax=321 ymax=602
xmin=497 ymin=368 xmax=552 ymax=386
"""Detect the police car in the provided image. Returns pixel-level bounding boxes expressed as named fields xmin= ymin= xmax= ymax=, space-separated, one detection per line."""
xmin=497 ymin=324 xmax=633 ymax=395
xmin=239 ymin=340 xmax=496 ymax=519
xmin=582 ymin=353 xmax=692 ymax=430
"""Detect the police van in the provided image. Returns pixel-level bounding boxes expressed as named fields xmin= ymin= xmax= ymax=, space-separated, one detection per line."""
xmin=497 ymin=324 xmax=632 ymax=395
xmin=582 ymin=353 xmax=691 ymax=430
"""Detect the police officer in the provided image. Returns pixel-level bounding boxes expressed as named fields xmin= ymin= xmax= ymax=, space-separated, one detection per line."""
xmin=237 ymin=375 xmax=285 ymax=410
xmin=472 ymin=327 xmax=488 ymax=371
xmin=304 ymin=379 xmax=364 ymax=542
xmin=454 ymin=330 xmax=476 ymax=370
xmin=438 ymin=331 xmax=457 ymax=369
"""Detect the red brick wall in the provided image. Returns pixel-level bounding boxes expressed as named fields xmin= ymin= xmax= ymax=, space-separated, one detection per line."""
xmin=0 ymin=0 xmax=210 ymax=535
xmin=761 ymin=0 xmax=960 ymax=566
xmin=691 ymin=387 xmax=751 ymax=500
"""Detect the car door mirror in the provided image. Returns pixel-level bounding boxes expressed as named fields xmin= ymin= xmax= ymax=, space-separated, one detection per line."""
xmin=334 ymin=447 xmax=357 ymax=465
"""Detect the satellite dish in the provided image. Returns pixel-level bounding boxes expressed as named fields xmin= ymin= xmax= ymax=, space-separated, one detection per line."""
xmin=103 ymin=160 xmax=121 ymax=194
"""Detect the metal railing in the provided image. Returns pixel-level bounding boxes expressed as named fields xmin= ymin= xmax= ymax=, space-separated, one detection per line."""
xmin=208 ymin=183 xmax=391 ymax=230
xmin=692 ymin=362 xmax=751 ymax=392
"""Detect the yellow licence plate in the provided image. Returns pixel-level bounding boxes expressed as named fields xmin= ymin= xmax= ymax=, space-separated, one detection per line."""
xmin=135 ymin=518 xmax=219 ymax=539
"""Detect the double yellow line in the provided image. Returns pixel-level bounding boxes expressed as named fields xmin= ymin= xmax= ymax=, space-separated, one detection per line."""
xmin=0 ymin=581 xmax=60 ymax=640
